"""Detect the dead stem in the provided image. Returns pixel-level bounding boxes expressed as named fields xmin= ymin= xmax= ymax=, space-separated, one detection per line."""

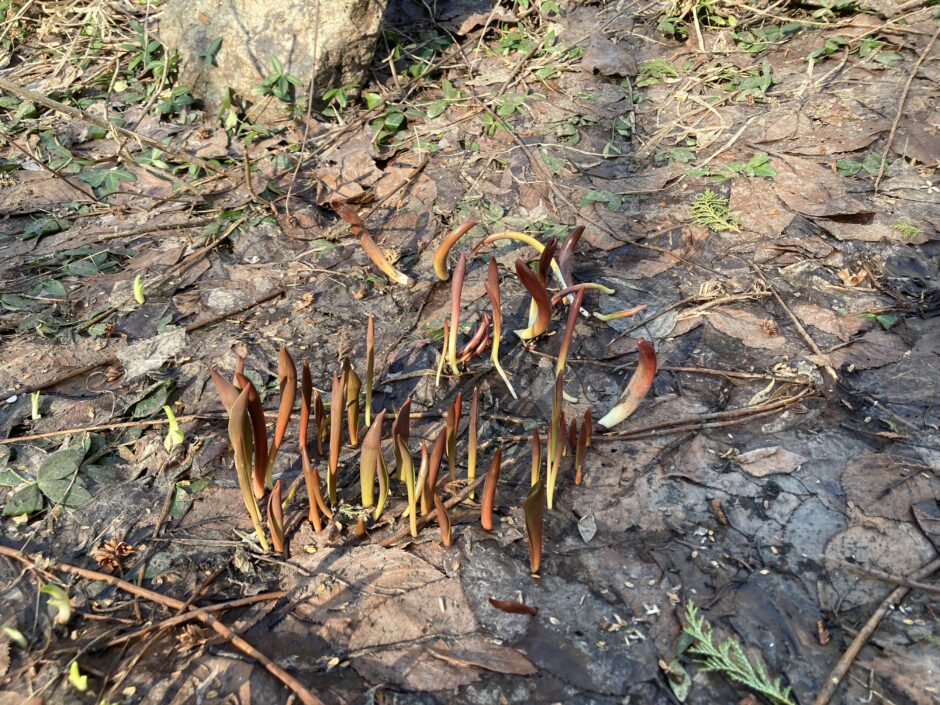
xmin=0 ymin=546 xmax=325 ymax=705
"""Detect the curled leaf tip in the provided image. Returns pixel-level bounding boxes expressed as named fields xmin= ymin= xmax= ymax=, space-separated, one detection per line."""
xmin=433 ymin=220 xmax=477 ymax=281
xmin=593 ymin=305 xmax=647 ymax=322
xmin=597 ymin=338 xmax=657 ymax=429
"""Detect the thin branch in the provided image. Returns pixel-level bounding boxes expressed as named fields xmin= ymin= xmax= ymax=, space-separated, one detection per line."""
xmin=0 ymin=546 xmax=324 ymax=705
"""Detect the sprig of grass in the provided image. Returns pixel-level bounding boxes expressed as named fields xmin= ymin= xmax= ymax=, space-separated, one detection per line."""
xmin=690 ymin=189 xmax=741 ymax=232
xmin=682 ymin=601 xmax=794 ymax=705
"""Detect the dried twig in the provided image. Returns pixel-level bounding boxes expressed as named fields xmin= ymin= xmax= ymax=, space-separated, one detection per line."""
xmin=873 ymin=25 xmax=939 ymax=191
xmin=748 ymin=264 xmax=838 ymax=383
xmin=812 ymin=556 xmax=940 ymax=705
xmin=0 ymin=546 xmax=324 ymax=705
xmin=824 ymin=558 xmax=940 ymax=599
xmin=105 ymin=590 xmax=283 ymax=645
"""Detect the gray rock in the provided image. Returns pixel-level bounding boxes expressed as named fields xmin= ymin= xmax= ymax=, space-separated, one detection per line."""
xmin=580 ymin=36 xmax=636 ymax=78
xmin=159 ymin=0 xmax=387 ymax=122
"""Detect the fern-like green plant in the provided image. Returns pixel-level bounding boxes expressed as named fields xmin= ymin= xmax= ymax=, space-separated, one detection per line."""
xmin=682 ymin=600 xmax=794 ymax=705
xmin=690 ymin=189 xmax=741 ymax=232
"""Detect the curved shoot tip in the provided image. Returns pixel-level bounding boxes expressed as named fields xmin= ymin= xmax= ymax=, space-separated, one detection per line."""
xmin=550 ymin=282 xmax=616 ymax=307
xmin=597 ymin=339 xmax=657 ymax=429
xmin=593 ymin=305 xmax=647 ymax=322
xmin=481 ymin=231 xmax=567 ymax=287
xmin=433 ymin=220 xmax=478 ymax=281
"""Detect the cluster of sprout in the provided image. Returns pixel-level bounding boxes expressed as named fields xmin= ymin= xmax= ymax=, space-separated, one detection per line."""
xmin=212 ymin=213 xmax=658 ymax=572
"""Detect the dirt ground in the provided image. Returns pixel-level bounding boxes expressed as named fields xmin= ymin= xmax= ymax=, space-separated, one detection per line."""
xmin=1 ymin=0 xmax=938 ymax=703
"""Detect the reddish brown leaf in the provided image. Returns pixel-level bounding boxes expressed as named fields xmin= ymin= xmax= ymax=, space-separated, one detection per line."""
xmin=343 ymin=358 xmax=361 ymax=447
xmin=234 ymin=371 xmax=268 ymax=500
xmin=434 ymin=493 xmax=453 ymax=547
xmin=327 ymin=370 xmax=344 ymax=504
xmin=597 ymin=339 xmax=657 ymax=429
xmin=523 ymin=480 xmax=545 ymax=574
xmin=536 ymin=237 xmax=557 ymax=286
xmin=360 ymin=410 xmax=386 ymax=509
xmin=557 ymin=225 xmax=584 ymax=286
xmin=480 ymin=446 xmax=503 ymax=531
xmin=266 ymin=346 xmax=297 ymax=487
xmin=488 ymin=598 xmax=538 ymax=616
xmin=299 ymin=361 xmax=326 ymax=531
xmin=556 ymin=288 xmax=585 ymax=376
xmin=446 ymin=392 xmax=462 ymax=481
xmin=210 ymin=368 xmax=240 ymax=411
xmin=458 ymin=312 xmax=490 ymax=362
xmin=574 ymin=407 xmax=592 ymax=485
xmin=514 ymin=259 xmax=552 ymax=340
xmin=393 ymin=397 xmax=412 ymax=481
xmin=333 ymin=201 xmax=413 ymax=287
xmin=267 ymin=479 xmax=285 ymax=554
xmin=426 ymin=427 xmax=446 ymax=509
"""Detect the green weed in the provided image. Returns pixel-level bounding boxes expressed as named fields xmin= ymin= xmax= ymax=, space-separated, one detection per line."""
xmin=682 ymin=601 xmax=795 ymax=705
xmin=690 ymin=189 xmax=741 ymax=232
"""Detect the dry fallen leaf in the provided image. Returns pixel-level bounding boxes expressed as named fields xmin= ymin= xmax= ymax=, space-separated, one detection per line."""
xmin=707 ymin=308 xmax=786 ymax=350
xmin=735 ymin=446 xmax=806 ymax=477
xmin=836 ymin=268 xmax=867 ymax=287
xmin=425 ymin=636 xmax=537 ymax=676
